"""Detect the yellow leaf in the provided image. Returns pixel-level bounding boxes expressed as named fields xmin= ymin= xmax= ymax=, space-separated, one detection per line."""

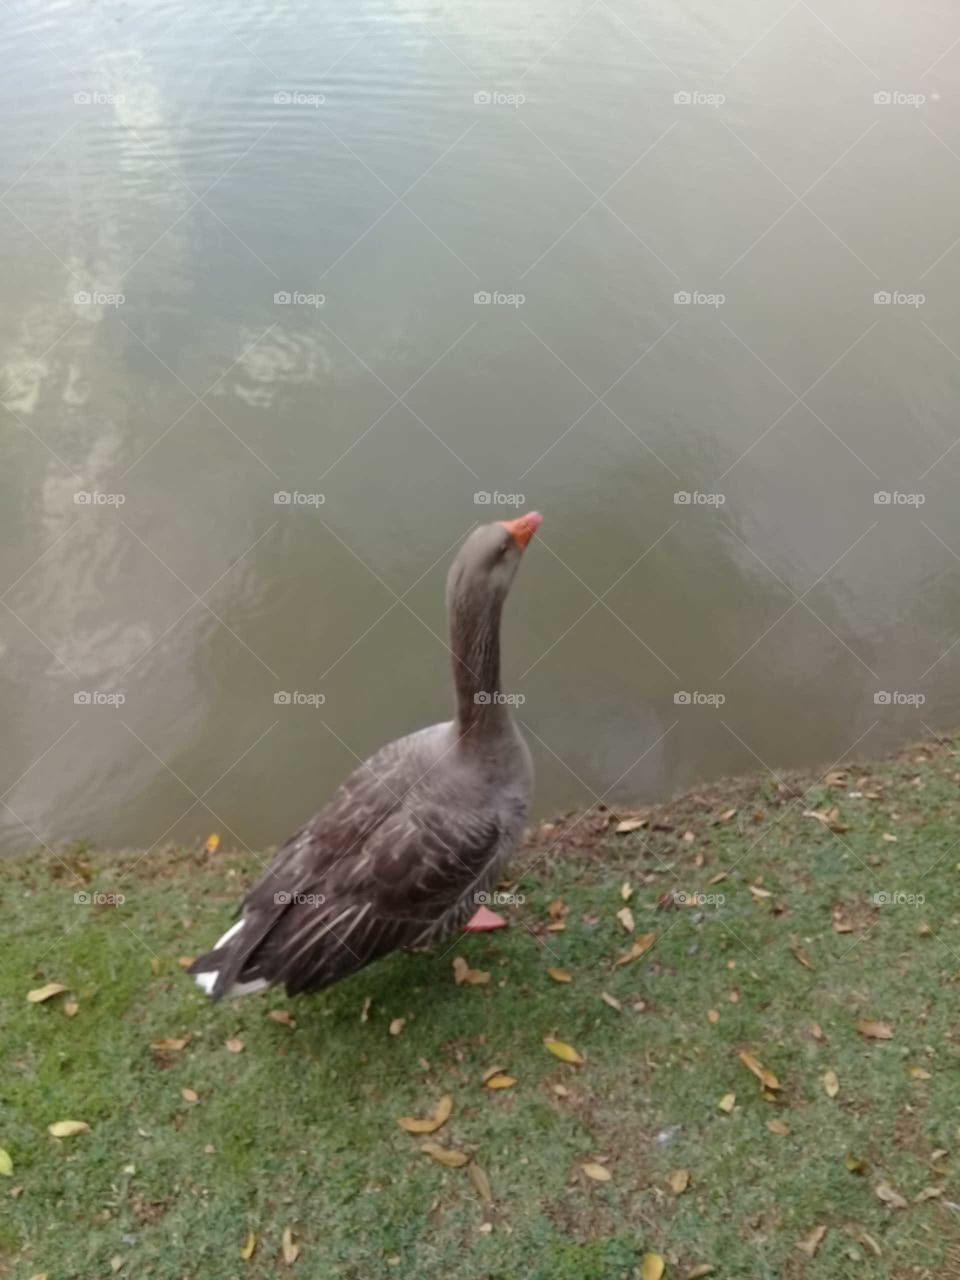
xmin=0 ymin=1149 xmax=12 ymax=1176
xmin=484 ymin=1074 xmax=516 ymax=1090
xmin=669 ymin=1168 xmax=689 ymax=1194
xmin=845 ymin=1153 xmax=866 ymax=1174
xmin=616 ymin=931 xmax=656 ymax=966
xmin=240 ymin=1231 xmax=256 ymax=1260
xmin=27 ymin=983 xmax=67 ymax=1003
xmin=686 ymin=1268 xmax=715 ymax=1279
xmin=468 ymin=1163 xmax=493 ymax=1202
xmin=582 ymin=1162 xmax=611 ymax=1182
xmin=600 ymin=992 xmax=621 ymax=1011
xmin=547 ymin=968 xmax=572 ymax=983
xmin=204 ymin=833 xmax=221 ymax=853
xmin=180 ymin=1088 xmax=199 ymax=1103
xmin=796 ymin=1225 xmax=827 ymax=1258
xmin=823 ymin=1069 xmax=839 ymax=1098
xmin=48 ymin=1120 xmax=90 ymax=1137
xmin=225 ymin=1038 xmax=244 ymax=1053
xmin=397 ymin=1095 xmax=453 ymax=1133
xmin=151 ymin=1037 xmax=190 ymax=1052
xmin=543 ymin=1038 xmax=584 ymax=1066
xmin=707 ymin=1009 xmax=720 ymax=1024
xmin=738 ymin=1050 xmax=781 ymax=1091
xmin=642 ymin=1253 xmax=665 ymax=1280
xmin=452 ymin=957 xmax=489 ymax=986
xmin=856 ymin=1018 xmax=893 ymax=1040
xmin=718 ymin=1093 xmax=736 ymax=1113
xmin=767 ymin=1119 xmax=789 ymax=1136
xmin=63 ymin=1001 xmax=79 ymax=1018
xmin=616 ymin=906 xmax=635 ymax=933
xmin=281 ymin=1225 xmax=299 ymax=1264
xmin=421 ymin=1142 xmax=469 ymax=1167
xmin=749 ymin=884 xmax=771 ymax=899
xmin=908 ymin=1065 xmax=932 ymax=1080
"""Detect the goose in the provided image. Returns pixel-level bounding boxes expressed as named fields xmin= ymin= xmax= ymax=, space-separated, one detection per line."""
xmin=190 ymin=511 xmax=542 ymax=1001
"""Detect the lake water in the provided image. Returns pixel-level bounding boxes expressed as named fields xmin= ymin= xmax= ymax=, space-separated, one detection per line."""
xmin=3 ymin=0 xmax=960 ymax=855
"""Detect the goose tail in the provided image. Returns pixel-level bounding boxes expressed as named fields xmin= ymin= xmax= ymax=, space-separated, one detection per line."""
xmin=188 ymin=918 xmax=271 ymax=1001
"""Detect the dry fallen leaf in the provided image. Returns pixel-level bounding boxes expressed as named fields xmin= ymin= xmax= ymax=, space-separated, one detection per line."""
xmin=180 ymin=1088 xmax=199 ymax=1104
xmin=908 ymin=1065 xmax=932 ymax=1080
xmin=749 ymin=884 xmax=772 ymax=900
xmin=718 ymin=1093 xmax=736 ymax=1113
xmin=600 ymin=992 xmax=621 ymax=1011
xmin=421 ymin=1143 xmax=469 ymax=1167
xmin=0 ymin=1149 xmax=12 ymax=1177
xmin=484 ymin=1074 xmax=516 ymax=1090
xmin=616 ymin=907 xmax=635 ymax=933
xmin=397 ymin=1095 xmax=453 ymax=1134
xmin=240 ymin=1231 xmax=256 ymax=1260
xmin=547 ymin=968 xmax=572 ymax=984
xmin=810 ymin=1023 xmax=825 ymax=1041
xmin=389 ymin=1018 xmax=406 ymax=1036
xmin=915 ymin=1185 xmax=943 ymax=1202
xmin=686 ymin=1268 xmax=715 ymax=1279
xmin=48 ymin=1121 xmax=90 ymax=1138
xmin=452 ymin=957 xmax=490 ymax=986
xmin=281 ymin=1225 xmax=299 ymax=1264
xmin=797 ymin=1224 xmax=827 ymax=1258
xmin=616 ymin=931 xmax=656 ymax=966
xmin=791 ymin=944 xmax=814 ymax=970
xmin=27 ymin=983 xmax=68 ymax=1004
xmin=874 ymin=1182 xmax=907 ymax=1209
xmin=823 ymin=1069 xmax=839 ymax=1098
xmin=738 ymin=1050 xmax=781 ymax=1091
xmin=468 ymin=1164 xmax=493 ymax=1202
xmin=225 ymin=1037 xmax=244 ymax=1054
xmin=361 ymin=997 xmax=372 ymax=1023
xmin=707 ymin=1009 xmax=720 ymax=1024
xmin=582 ymin=1162 xmax=612 ymax=1182
xmin=615 ymin=818 xmax=647 ymax=834
xmin=669 ymin=1168 xmax=690 ymax=1194
xmin=268 ymin=1009 xmax=296 ymax=1028
xmin=543 ymin=1038 xmax=584 ymax=1066
xmin=856 ymin=1018 xmax=893 ymax=1040
xmin=621 ymin=881 xmax=633 ymax=900
xmin=767 ymin=1118 xmax=790 ymax=1136
xmin=151 ymin=1036 xmax=190 ymax=1052
xmin=63 ymin=1001 xmax=79 ymax=1018
xmin=642 ymin=1253 xmax=665 ymax=1280
xmin=845 ymin=1153 xmax=866 ymax=1174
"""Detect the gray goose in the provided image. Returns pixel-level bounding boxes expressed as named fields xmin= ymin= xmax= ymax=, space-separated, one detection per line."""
xmin=190 ymin=511 xmax=542 ymax=1001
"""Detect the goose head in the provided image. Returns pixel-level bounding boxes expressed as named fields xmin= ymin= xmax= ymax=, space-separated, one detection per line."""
xmin=445 ymin=511 xmax=543 ymax=610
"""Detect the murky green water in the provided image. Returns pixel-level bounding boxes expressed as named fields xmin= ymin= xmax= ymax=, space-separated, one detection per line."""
xmin=2 ymin=0 xmax=959 ymax=854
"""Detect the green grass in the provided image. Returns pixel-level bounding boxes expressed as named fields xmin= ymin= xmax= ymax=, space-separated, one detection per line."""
xmin=5 ymin=738 xmax=960 ymax=1279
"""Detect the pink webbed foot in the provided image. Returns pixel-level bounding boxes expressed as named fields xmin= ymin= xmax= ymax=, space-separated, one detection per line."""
xmin=465 ymin=906 xmax=508 ymax=932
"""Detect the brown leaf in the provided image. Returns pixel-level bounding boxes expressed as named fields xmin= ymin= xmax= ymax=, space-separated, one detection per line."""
xmin=874 ymin=1181 xmax=907 ymax=1209
xmin=809 ymin=1023 xmax=825 ymax=1041
xmin=915 ymin=1185 xmax=943 ymax=1202
xmin=27 ymin=983 xmax=67 ymax=1003
xmin=796 ymin=1224 xmax=827 ymax=1257
xmin=582 ymin=1162 xmax=611 ymax=1182
xmin=397 ymin=1095 xmax=453 ymax=1134
xmin=791 ymin=944 xmax=814 ymax=970
xmin=707 ymin=1009 xmax=720 ymax=1024
xmin=543 ymin=1038 xmax=583 ymax=1066
xmin=856 ymin=1018 xmax=893 ymax=1040
xmin=452 ymin=957 xmax=489 ymax=986
xmin=421 ymin=1142 xmax=469 ymax=1167
xmin=225 ymin=1037 xmax=244 ymax=1054
xmin=615 ymin=906 xmax=635 ymax=933
xmin=767 ymin=1118 xmax=790 ymax=1136
xmin=738 ymin=1050 xmax=781 ymax=1091
xmin=716 ymin=808 xmax=737 ymax=823
xmin=616 ymin=931 xmax=656 ymax=966
xmin=268 ymin=1009 xmax=296 ymax=1027
xmin=151 ymin=1036 xmax=191 ymax=1052
xmin=468 ymin=1163 xmax=493 ymax=1202
xmin=281 ymin=1225 xmax=299 ymax=1264
xmin=547 ymin=968 xmax=572 ymax=984
xmin=600 ymin=992 xmax=621 ymax=1011
xmin=669 ymin=1167 xmax=690 ymax=1194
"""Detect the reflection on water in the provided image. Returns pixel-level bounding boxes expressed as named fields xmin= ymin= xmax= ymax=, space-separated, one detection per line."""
xmin=3 ymin=0 xmax=960 ymax=853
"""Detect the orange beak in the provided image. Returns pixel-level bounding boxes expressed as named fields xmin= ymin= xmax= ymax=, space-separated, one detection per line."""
xmin=501 ymin=511 xmax=543 ymax=550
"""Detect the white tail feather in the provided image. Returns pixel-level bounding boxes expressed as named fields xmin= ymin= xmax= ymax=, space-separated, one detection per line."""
xmin=193 ymin=917 xmax=270 ymax=999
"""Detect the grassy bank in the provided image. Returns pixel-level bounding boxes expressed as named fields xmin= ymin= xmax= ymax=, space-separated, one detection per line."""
xmin=4 ymin=737 xmax=960 ymax=1279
